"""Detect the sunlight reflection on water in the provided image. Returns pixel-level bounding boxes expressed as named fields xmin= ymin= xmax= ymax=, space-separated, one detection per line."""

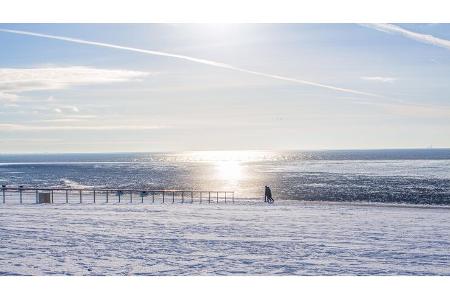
xmin=1 ymin=150 xmax=450 ymax=203
xmin=176 ymin=150 xmax=278 ymax=162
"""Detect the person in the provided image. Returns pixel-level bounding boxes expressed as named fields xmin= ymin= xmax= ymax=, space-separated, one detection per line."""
xmin=266 ymin=186 xmax=274 ymax=203
xmin=264 ymin=185 xmax=274 ymax=203
xmin=264 ymin=186 xmax=269 ymax=202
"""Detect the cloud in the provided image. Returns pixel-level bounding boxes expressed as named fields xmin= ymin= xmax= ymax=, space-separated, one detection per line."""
xmin=361 ymin=76 xmax=397 ymax=83
xmin=50 ymin=105 xmax=80 ymax=114
xmin=377 ymin=102 xmax=450 ymax=118
xmin=0 ymin=123 xmax=165 ymax=131
xmin=38 ymin=117 xmax=97 ymax=123
xmin=0 ymin=91 xmax=19 ymax=101
xmin=0 ymin=28 xmax=379 ymax=98
xmin=69 ymin=106 xmax=79 ymax=112
xmin=363 ymin=23 xmax=450 ymax=51
xmin=0 ymin=66 xmax=149 ymax=101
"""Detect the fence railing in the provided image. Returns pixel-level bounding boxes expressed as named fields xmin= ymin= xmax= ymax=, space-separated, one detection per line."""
xmin=0 ymin=185 xmax=234 ymax=204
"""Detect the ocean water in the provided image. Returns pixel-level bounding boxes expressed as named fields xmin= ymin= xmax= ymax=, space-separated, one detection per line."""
xmin=1 ymin=149 xmax=450 ymax=204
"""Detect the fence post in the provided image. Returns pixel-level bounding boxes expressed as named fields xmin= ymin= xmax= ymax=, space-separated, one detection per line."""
xmin=79 ymin=190 xmax=82 ymax=203
xmin=130 ymin=191 xmax=132 ymax=203
xmin=51 ymin=190 xmax=54 ymax=204
xmin=93 ymin=190 xmax=96 ymax=203
xmin=19 ymin=186 xmax=23 ymax=204
xmin=217 ymin=192 xmax=219 ymax=203
xmin=225 ymin=192 xmax=227 ymax=203
xmin=2 ymin=185 xmax=6 ymax=204
xmin=162 ymin=191 xmax=165 ymax=203
xmin=106 ymin=190 xmax=109 ymax=203
xmin=152 ymin=192 xmax=154 ymax=203
xmin=182 ymin=191 xmax=184 ymax=203
xmin=66 ymin=190 xmax=68 ymax=203
xmin=172 ymin=191 xmax=175 ymax=203
xmin=191 ymin=191 xmax=193 ymax=203
xmin=36 ymin=189 xmax=38 ymax=204
xmin=118 ymin=191 xmax=121 ymax=203
xmin=208 ymin=192 xmax=211 ymax=203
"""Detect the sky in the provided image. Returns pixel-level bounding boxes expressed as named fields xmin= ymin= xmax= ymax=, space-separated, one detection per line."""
xmin=1 ymin=23 xmax=450 ymax=153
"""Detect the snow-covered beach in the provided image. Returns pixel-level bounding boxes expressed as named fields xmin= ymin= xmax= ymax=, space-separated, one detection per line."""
xmin=1 ymin=200 xmax=450 ymax=275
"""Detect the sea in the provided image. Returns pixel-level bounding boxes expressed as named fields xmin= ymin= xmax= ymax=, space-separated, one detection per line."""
xmin=1 ymin=149 xmax=450 ymax=204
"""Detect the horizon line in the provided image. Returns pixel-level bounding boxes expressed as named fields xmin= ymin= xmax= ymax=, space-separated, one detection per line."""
xmin=1 ymin=147 xmax=449 ymax=156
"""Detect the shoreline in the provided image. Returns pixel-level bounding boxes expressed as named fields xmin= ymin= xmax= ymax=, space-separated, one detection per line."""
xmin=1 ymin=197 xmax=449 ymax=210
xmin=227 ymin=198 xmax=450 ymax=209
xmin=288 ymin=199 xmax=450 ymax=210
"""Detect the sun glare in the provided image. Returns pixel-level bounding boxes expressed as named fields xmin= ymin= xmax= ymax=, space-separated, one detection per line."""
xmin=177 ymin=150 xmax=275 ymax=183
xmin=215 ymin=160 xmax=243 ymax=182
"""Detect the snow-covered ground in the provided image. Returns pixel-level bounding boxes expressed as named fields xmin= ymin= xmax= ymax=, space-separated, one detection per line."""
xmin=1 ymin=200 xmax=450 ymax=275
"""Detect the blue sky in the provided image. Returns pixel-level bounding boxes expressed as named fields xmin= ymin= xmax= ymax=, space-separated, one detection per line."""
xmin=1 ymin=23 xmax=450 ymax=153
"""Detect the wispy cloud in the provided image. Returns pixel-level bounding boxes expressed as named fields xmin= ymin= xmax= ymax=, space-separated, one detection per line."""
xmin=50 ymin=105 xmax=81 ymax=115
xmin=37 ymin=116 xmax=98 ymax=123
xmin=0 ymin=123 xmax=166 ymax=131
xmin=363 ymin=23 xmax=450 ymax=51
xmin=361 ymin=76 xmax=397 ymax=83
xmin=0 ymin=66 xmax=149 ymax=101
xmin=375 ymin=102 xmax=450 ymax=118
xmin=0 ymin=91 xmax=19 ymax=101
xmin=0 ymin=28 xmax=378 ymax=98
xmin=68 ymin=105 xmax=79 ymax=112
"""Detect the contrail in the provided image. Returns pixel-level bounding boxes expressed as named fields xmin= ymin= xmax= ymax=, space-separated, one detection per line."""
xmin=0 ymin=28 xmax=378 ymax=98
xmin=362 ymin=24 xmax=450 ymax=51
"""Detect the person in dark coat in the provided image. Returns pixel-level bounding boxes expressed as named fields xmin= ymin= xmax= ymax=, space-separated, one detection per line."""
xmin=266 ymin=186 xmax=274 ymax=203
xmin=264 ymin=186 xmax=269 ymax=202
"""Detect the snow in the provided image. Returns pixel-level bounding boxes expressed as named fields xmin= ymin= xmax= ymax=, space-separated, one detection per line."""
xmin=1 ymin=200 xmax=450 ymax=275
